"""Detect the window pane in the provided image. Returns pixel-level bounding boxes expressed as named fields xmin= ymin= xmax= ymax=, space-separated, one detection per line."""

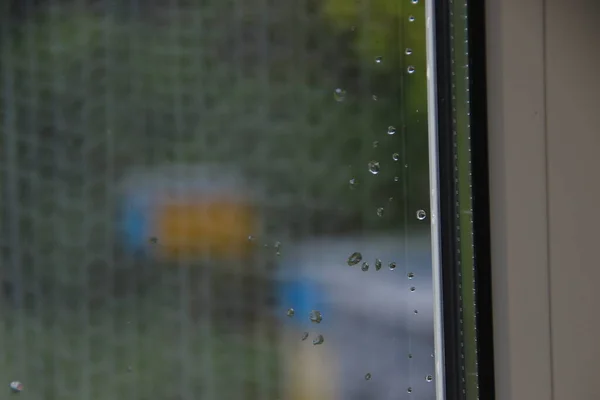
xmin=0 ymin=1 xmax=439 ymax=399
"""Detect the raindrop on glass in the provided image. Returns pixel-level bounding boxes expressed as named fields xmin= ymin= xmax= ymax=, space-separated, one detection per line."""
xmin=365 ymin=373 xmax=372 ymax=381
xmin=394 ymin=176 xmax=400 ymax=182
xmin=411 ymin=0 xmax=419 ymax=4
xmin=287 ymin=308 xmax=295 ymax=317
xmin=372 ymin=95 xmax=378 ymax=101
xmin=347 ymin=252 xmax=363 ymax=266
xmin=301 ymin=332 xmax=309 ymax=341
xmin=387 ymin=126 xmax=396 ymax=135
xmin=407 ymin=66 xmax=415 ymax=74
xmin=248 ymin=235 xmax=254 ymax=241
xmin=392 ymin=153 xmax=400 ymax=161
xmin=310 ymin=310 xmax=323 ymax=324
xmin=405 ymin=48 xmax=413 ymax=55
xmin=376 ymin=207 xmax=384 ymax=217
xmin=375 ymin=259 xmax=382 ymax=271
xmin=361 ymin=262 xmax=369 ymax=271
xmin=349 ymin=178 xmax=358 ymax=189
xmin=389 ymin=262 xmax=397 ymax=270
xmin=407 ymin=272 xmax=415 ymax=279
xmin=9 ymin=382 xmax=23 ymax=393
xmin=408 ymin=353 xmax=413 ymax=359
xmin=274 ymin=241 xmax=282 ymax=256
xmin=149 ymin=237 xmax=158 ymax=244
xmin=414 ymin=309 xmax=419 ymax=314
xmin=375 ymin=56 xmax=383 ymax=64
xmin=408 ymin=15 xmax=415 ymax=22
xmin=368 ymin=161 xmax=381 ymax=175
xmin=407 ymin=387 xmax=413 ymax=394
xmin=410 ymin=286 xmax=416 ymax=292
xmin=334 ymin=88 xmax=347 ymax=102
xmin=416 ymin=210 xmax=427 ymax=220
xmin=313 ymin=334 xmax=324 ymax=345
xmin=373 ymin=140 xmax=379 ymax=148
xmin=426 ymin=375 xmax=433 ymax=382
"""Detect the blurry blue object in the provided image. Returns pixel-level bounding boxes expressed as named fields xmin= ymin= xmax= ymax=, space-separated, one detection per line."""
xmin=119 ymin=195 xmax=152 ymax=254
xmin=277 ymin=265 xmax=328 ymax=328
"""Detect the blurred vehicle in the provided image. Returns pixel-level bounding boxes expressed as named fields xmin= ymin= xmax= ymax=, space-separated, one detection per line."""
xmin=118 ymin=164 xmax=261 ymax=261
xmin=275 ymin=234 xmax=436 ymax=400
xmin=116 ymin=164 xmax=272 ymax=326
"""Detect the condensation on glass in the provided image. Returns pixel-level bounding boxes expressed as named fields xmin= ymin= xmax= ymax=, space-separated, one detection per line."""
xmin=0 ymin=1 xmax=439 ymax=399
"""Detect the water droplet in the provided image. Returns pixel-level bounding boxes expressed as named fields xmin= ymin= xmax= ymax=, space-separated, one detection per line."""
xmin=365 ymin=373 xmax=372 ymax=380
xmin=375 ymin=259 xmax=382 ymax=271
xmin=389 ymin=262 xmax=397 ymax=270
xmin=301 ymin=332 xmax=309 ymax=341
xmin=334 ymin=88 xmax=347 ymax=102
xmin=387 ymin=126 xmax=396 ymax=135
xmin=416 ymin=210 xmax=427 ymax=220
xmin=407 ymin=272 xmax=415 ymax=279
xmin=287 ymin=308 xmax=295 ymax=317
xmin=376 ymin=207 xmax=384 ymax=217
xmin=431 ymin=353 xmax=435 ymax=358
xmin=361 ymin=262 xmax=369 ymax=271
xmin=408 ymin=353 xmax=413 ymax=359
xmin=405 ymin=48 xmax=413 ymax=55
xmin=368 ymin=161 xmax=381 ymax=175
xmin=426 ymin=375 xmax=433 ymax=382
xmin=274 ymin=241 xmax=282 ymax=256
xmin=9 ymin=382 xmax=23 ymax=393
xmin=373 ymin=140 xmax=379 ymax=148
xmin=248 ymin=235 xmax=254 ymax=241
xmin=375 ymin=56 xmax=383 ymax=64
xmin=409 ymin=286 xmax=416 ymax=292
xmin=407 ymin=66 xmax=415 ymax=74
xmin=408 ymin=15 xmax=415 ymax=22
xmin=310 ymin=310 xmax=323 ymax=323
xmin=349 ymin=178 xmax=358 ymax=188
xmin=347 ymin=252 xmax=363 ymax=266
xmin=414 ymin=309 xmax=419 ymax=314
xmin=407 ymin=387 xmax=413 ymax=393
xmin=149 ymin=237 xmax=158 ymax=244
xmin=372 ymin=95 xmax=378 ymax=101
xmin=392 ymin=153 xmax=400 ymax=161
xmin=312 ymin=334 xmax=324 ymax=345
xmin=388 ymin=197 xmax=394 ymax=202
xmin=394 ymin=176 xmax=400 ymax=182
xmin=411 ymin=0 xmax=419 ymax=4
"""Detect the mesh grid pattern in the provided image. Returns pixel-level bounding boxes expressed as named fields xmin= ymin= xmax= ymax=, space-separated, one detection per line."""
xmin=0 ymin=0 xmax=432 ymax=399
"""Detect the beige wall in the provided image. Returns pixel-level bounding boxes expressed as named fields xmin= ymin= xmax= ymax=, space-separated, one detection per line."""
xmin=487 ymin=0 xmax=600 ymax=399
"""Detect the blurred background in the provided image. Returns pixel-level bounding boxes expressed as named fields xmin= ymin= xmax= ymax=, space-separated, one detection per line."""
xmin=0 ymin=0 xmax=434 ymax=399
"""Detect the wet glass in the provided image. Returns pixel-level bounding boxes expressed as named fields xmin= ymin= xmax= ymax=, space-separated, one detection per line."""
xmin=0 ymin=1 xmax=437 ymax=399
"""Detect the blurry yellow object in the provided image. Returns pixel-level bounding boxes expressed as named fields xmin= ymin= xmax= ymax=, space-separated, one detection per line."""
xmin=283 ymin=331 xmax=338 ymax=400
xmin=156 ymin=198 xmax=257 ymax=259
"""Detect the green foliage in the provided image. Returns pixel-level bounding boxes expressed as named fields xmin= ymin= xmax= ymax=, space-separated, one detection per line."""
xmin=0 ymin=1 xmax=431 ymax=304
xmin=3 ymin=1 xmax=429 ymax=233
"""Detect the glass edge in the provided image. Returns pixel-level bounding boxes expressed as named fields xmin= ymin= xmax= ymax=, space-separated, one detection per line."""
xmin=425 ymin=1 xmax=447 ymax=399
